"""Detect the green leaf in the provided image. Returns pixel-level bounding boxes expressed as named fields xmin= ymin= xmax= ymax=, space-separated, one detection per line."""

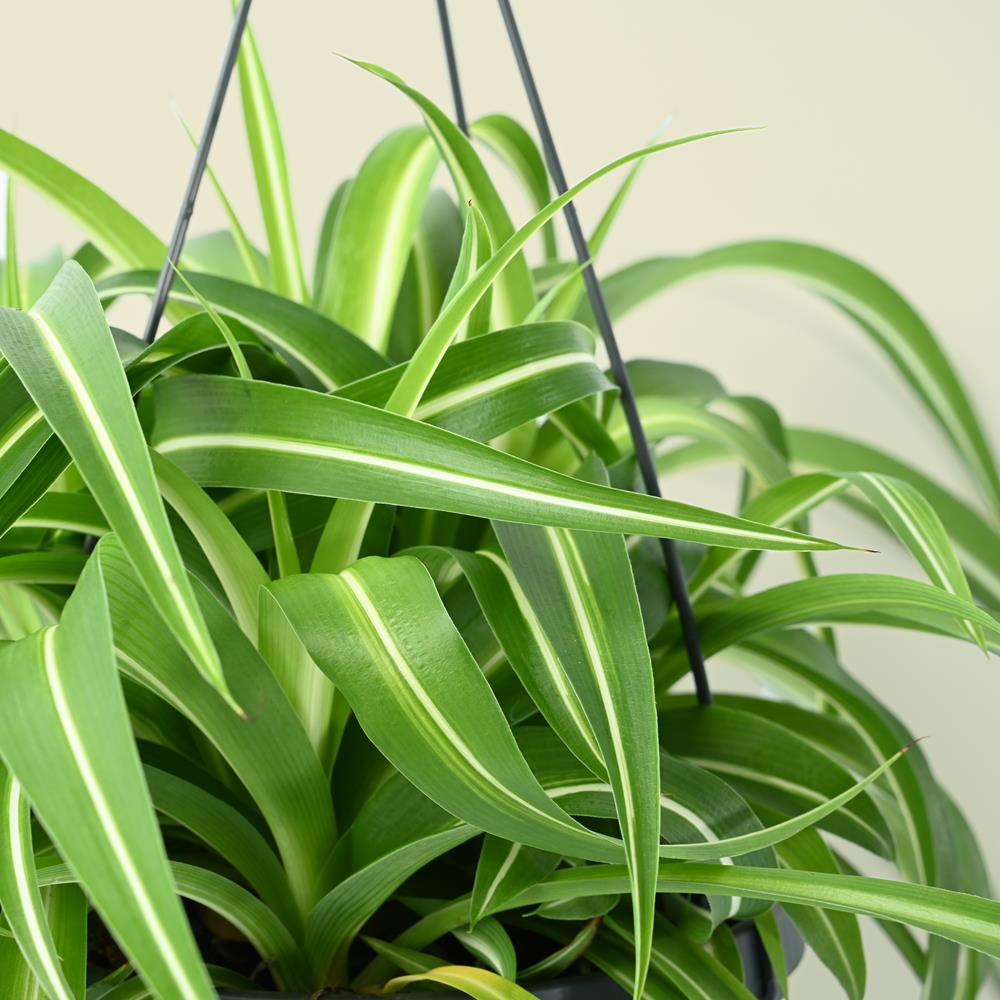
xmin=360 ymin=936 xmax=439 ymax=976
xmin=16 ymin=491 xmax=106 ymax=536
xmin=0 ymin=547 xmax=215 ymax=999
xmin=452 ymin=917 xmax=517 ymax=980
xmin=97 ymin=537 xmax=336 ymax=918
xmin=659 ymin=705 xmax=893 ymax=857
xmin=3 ymin=177 xmax=23 ymax=309
xmin=317 ymin=127 xmax=438 ymax=349
xmin=382 ymin=965 xmax=539 ymax=999
xmin=587 ymin=242 xmax=1000 ymax=515
xmin=335 ymin=321 xmax=610 ymax=443
xmin=770 ymin=822 xmax=866 ymax=1000
xmin=269 ymin=558 xmax=623 ymax=864
xmin=658 ymin=574 xmax=999 ymax=690
xmin=518 ymin=917 xmax=601 ymax=980
xmin=152 ymin=453 xmax=267 ymax=638
xmin=0 ymin=264 xmax=236 ymax=708
xmin=387 ymin=190 xmax=464 ymax=360
xmin=311 ymin=205 xmax=492 ymax=572
xmin=470 ymin=836 xmax=560 ymax=927
xmin=691 ymin=469 xmax=986 ymax=650
xmin=753 ymin=909 xmax=788 ymax=999
xmin=354 ymin=61 xmax=536 ymax=328
xmin=509 ymin=862 xmax=1000 ymax=963
xmin=790 ymin=427 xmax=1000 ymax=606
xmin=495 ymin=478 xmax=661 ymax=996
xmin=233 ymin=5 xmax=307 ymax=300
xmin=0 ymin=767 xmax=78 ymax=1000
xmin=470 ymin=113 xmax=557 ymax=261
xmin=607 ymin=913 xmax=756 ymax=1000
xmin=143 ymin=764 xmax=296 ymax=931
xmin=612 ymin=396 xmax=790 ymax=486
xmin=0 ymin=552 xmax=86 ymax=585
xmin=0 ymin=128 xmax=164 ymax=270
xmin=305 ymin=775 xmax=472 ymax=981
xmin=96 ymin=270 xmax=386 ymax=391
xmin=313 ymin=179 xmax=352 ymax=307
xmin=152 ymin=374 xmax=843 ymax=550
xmin=655 ymin=745 xmax=909 ymax=862
xmin=408 ymin=547 xmax=604 ymax=775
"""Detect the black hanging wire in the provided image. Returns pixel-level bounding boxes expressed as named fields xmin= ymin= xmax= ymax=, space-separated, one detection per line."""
xmin=85 ymin=2 xmax=253 ymax=556
xmin=141 ymin=0 xmax=254 ymax=344
xmin=435 ymin=0 xmax=469 ymax=136
xmin=494 ymin=0 xmax=712 ymax=705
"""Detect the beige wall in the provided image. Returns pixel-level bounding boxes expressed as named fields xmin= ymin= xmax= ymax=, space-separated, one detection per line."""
xmin=5 ymin=2 xmax=999 ymax=996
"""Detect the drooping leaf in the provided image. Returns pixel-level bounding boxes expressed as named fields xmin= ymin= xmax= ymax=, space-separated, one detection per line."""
xmin=584 ymin=242 xmax=1000 ymax=515
xmin=0 ymin=263 xmax=236 ymax=707
xmin=152 ymin=374 xmax=843 ymax=550
xmin=0 ymin=128 xmax=164 ymax=270
xmin=470 ymin=113 xmax=557 ymax=261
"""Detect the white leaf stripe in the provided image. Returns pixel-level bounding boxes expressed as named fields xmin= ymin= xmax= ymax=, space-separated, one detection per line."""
xmin=0 ymin=407 xmax=44 ymax=464
xmin=155 ymin=432 xmax=814 ymax=546
xmin=683 ymin=756 xmax=888 ymax=848
xmin=41 ymin=629 xmax=206 ymax=1000
xmin=854 ymin=473 xmax=965 ymax=596
xmin=3 ymin=777 xmax=73 ymax=1000
xmin=777 ymin=859 xmax=859 ymax=996
xmin=545 ymin=529 xmax=640 ymax=881
xmin=413 ymin=351 xmax=596 ymax=422
xmin=27 ymin=306 xmax=221 ymax=688
xmin=477 ymin=549 xmax=600 ymax=764
xmin=358 ymin=137 xmax=438 ymax=347
xmin=337 ymin=570 xmax=591 ymax=842
xmin=478 ymin=842 xmax=522 ymax=917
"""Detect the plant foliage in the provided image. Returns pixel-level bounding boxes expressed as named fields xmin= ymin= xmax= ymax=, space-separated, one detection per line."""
xmin=0 ymin=16 xmax=997 ymax=1000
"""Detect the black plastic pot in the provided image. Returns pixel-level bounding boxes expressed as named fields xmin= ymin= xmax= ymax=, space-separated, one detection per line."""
xmin=216 ymin=912 xmax=805 ymax=1000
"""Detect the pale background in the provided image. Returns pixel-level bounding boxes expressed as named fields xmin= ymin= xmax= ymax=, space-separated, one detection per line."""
xmin=3 ymin=2 xmax=998 ymax=996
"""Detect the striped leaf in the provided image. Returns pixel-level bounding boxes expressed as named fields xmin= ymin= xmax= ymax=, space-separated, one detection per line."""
xmin=470 ymin=836 xmax=560 ymax=928
xmin=233 ymin=4 xmax=307 ymax=301
xmin=0 ymin=128 xmax=163 ymax=270
xmin=495 ymin=476 xmax=661 ymax=997
xmin=470 ymin=113 xmax=557 ymax=261
xmin=0 ymin=769 xmax=78 ymax=1000
xmin=96 ymin=270 xmax=386 ymax=390
xmin=382 ymin=966 xmax=538 ymax=1000
xmin=96 ymin=537 xmax=336 ymax=918
xmin=0 ymin=263 xmax=236 ymax=708
xmin=790 ymin=426 xmax=1000 ymax=606
xmin=269 ymin=558 xmax=624 ymax=864
xmin=334 ymin=321 xmax=611 ymax=444
xmin=657 ymin=574 xmax=1000 ymax=689
xmin=354 ymin=61 xmax=535 ymax=327
xmin=505 ymin=862 xmax=1000 ymax=963
xmin=152 ymin=374 xmax=842 ymax=550
xmin=585 ymin=241 xmax=1000 ymax=515
xmin=0 ymin=547 xmax=215 ymax=1000
xmin=317 ymin=126 xmax=438 ymax=349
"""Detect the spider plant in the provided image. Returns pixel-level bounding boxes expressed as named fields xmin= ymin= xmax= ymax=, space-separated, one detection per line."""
xmin=0 ymin=13 xmax=999 ymax=1000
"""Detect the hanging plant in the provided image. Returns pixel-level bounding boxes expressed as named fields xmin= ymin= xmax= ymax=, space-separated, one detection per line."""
xmin=0 ymin=3 xmax=997 ymax=999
